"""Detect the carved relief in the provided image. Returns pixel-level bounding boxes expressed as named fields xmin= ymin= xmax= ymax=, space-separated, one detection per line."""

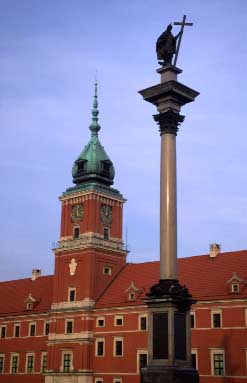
xmin=69 ymin=258 xmax=77 ymax=276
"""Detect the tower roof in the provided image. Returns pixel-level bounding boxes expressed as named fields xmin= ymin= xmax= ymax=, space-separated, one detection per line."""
xmin=72 ymin=82 xmax=115 ymax=187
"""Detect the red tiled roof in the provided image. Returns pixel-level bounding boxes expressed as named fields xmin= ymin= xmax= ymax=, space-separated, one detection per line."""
xmin=96 ymin=250 xmax=247 ymax=308
xmin=0 ymin=275 xmax=53 ymax=317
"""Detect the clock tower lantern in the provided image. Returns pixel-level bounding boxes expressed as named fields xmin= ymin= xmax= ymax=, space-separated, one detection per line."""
xmin=46 ymin=83 xmax=127 ymax=382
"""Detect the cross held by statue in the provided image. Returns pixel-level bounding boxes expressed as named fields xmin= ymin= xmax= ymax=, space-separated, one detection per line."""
xmin=173 ymin=15 xmax=193 ymax=66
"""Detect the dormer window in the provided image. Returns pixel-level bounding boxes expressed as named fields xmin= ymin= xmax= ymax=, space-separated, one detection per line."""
xmin=231 ymin=283 xmax=239 ymax=293
xmin=27 ymin=303 xmax=33 ymax=310
xmin=77 ymin=160 xmax=86 ymax=172
xmin=101 ymin=161 xmax=110 ymax=176
xmin=128 ymin=292 xmax=135 ymax=301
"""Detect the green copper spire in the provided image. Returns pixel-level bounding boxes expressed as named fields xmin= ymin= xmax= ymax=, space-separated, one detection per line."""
xmin=89 ymin=81 xmax=101 ymax=136
xmin=71 ymin=82 xmax=115 ymax=187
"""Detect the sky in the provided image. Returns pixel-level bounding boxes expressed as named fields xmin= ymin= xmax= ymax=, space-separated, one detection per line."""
xmin=1 ymin=0 xmax=247 ymax=281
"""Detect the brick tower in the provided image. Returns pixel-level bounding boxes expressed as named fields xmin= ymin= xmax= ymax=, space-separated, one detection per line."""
xmin=45 ymin=82 xmax=127 ymax=383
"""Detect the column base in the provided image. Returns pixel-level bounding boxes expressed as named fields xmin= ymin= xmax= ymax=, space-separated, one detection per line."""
xmin=141 ymin=365 xmax=199 ymax=383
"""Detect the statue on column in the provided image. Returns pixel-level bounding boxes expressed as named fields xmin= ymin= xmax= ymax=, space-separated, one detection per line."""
xmin=156 ymin=24 xmax=181 ymax=66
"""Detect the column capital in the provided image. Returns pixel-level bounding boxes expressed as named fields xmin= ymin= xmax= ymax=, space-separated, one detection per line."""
xmin=153 ymin=110 xmax=185 ymax=135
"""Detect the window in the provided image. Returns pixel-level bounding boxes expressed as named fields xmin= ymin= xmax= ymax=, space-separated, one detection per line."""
xmin=73 ymin=227 xmax=80 ymax=239
xmin=191 ymin=312 xmax=195 ymax=329
xmin=103 ymin=266 xmax=112 ymax=275
xmin=26 ymin=354 xmax=34 ymax=373
xmin=96 ymin=317 xmax=105 ymax=327
xmin=95 ymin=338 xmax=105 ymax=357
xmin=113 ymin=379 xmax=122 ymax=383
xmin=211 ymin=352 xmax=225 ymax=376
xmin=212 ymin=312 xmax=221 ymax=328
xmin=63 ymin=353 xmax=72 ymax=372
xmin=95 ymin=379 xmax=103 ymax=383
xmin=11 ymin=354 xmax=19 ymax=374
xmin=29 ymin=323 xmax=36 ymax=336
xmin=114 ymin=337 xmax=123 ymax=357
xmin=66 ymin=320 xmax=73 ymax=334
xmin=77 ymin=160 xmax=85 ymax=172
xmin=191 ymin=349 xmax=198 ymax=369
xmin=102 ymin=161 xmax=110 ymax=175
xmin=231 ymin=283 xmax=239 ymax=293
xmin=104 ymin=228 xmax=109 ymax=240
xmin=45 ymin=322 xmax=50 ymax=336
xmin=27 ymin=302 xmax=33 ymax=310
xmin=14 ymin=324 xmax=20 ymax=337
xmin=69 ymin=288 xmax=76 ymax=302
xmin=137 ymin=351 xmax=148 ymax=373
xmin=41 ymin=353 xmax=47 ymax=373
xmin=0 ymin=355 xmax=4 ymax=374
xmin=139 ymin=315 xmax=147 ymax=331
xmin=114 ymin=315 xmax=123 ymax=326
xmin=0 ymin=326 xmax=6 ymax=338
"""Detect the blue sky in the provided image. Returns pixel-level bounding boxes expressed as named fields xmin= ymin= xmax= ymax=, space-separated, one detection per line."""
xmin=1 ymin=0 xmax=247 ymax=281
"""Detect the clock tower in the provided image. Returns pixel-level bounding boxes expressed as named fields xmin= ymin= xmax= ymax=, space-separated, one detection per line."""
xmin=46 ymin=83 xmax=127 ymax=382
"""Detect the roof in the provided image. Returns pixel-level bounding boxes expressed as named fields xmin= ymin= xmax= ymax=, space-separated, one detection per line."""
xmin=0 ymin=275 xmax=53 ymax=317
xmin=96 ymin=250 xmax=247 ymax=308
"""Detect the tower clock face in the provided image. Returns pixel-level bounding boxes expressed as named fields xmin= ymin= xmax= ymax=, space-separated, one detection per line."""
xmin=71 ymin=204 xmax=83 ymax=222
xmin=100 ymin=205 xmax=112 ymax=225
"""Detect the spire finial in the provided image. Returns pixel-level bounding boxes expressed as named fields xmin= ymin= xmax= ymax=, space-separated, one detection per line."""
xmin=89 ymin=78 xmax=101 ymax=136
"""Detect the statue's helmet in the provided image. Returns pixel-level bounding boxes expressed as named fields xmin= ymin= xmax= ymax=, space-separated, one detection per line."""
xmin=167 ymin=24 xmax=172 ymax=31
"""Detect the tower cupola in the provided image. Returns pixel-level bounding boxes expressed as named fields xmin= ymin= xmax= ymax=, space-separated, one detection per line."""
xmin=72 ymin=82 xmax=115 ymax=186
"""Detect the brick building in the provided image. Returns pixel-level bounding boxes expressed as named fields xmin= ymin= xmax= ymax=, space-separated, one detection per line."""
xmin=1 ymin=84 xmax=247 ymax=383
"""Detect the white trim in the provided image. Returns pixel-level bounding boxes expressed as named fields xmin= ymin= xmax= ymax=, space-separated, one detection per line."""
xmin=211 ymin=310 xmax=222 ymax=328
xmin=190 ymin=311 xmax=196 ymax=329
xmin=96 ymin=317 xmax=105 ymax=327
xmin=68 ymin=287 xmax=76 ymax=302
xmin=210 ymin=348 xmax=225 ymax=376
xmin=136 ymin=349 xmax=148 ymax=373
xmin=113 ymin=378 xmax=122 ymax=383
xmin=191 ymin=349 xmax=198 ymax=369
xmin=29 ymin=322 xmax=36 ymax=336
xmin=231 ymin=283 xmax=240 ymax=293
xmin=113 ymin=337 xmax=123 ymax=357
xmin=114 ymin=315 xmax=123 ymax=326
xmin=25 ymin=353 xmax=35 ymax=374
xmin=138 ymin=314 xmax=147 ymax=331
xmin=65 ymin=319 xmax=74 ymax=334
xmin=10 ymin=353 xmax=19 ymax=374
xmin=103 ymin=265 xmax=112 ymax=275
xmin=95 ymin=338 xmax=105 ymax=357
xmin=41 ymin=352 xmax=47 ymax=373
xmin=0 ymin=325 xmax=6 ymax=339
xmin=13 ymin=323 xmax=20 ymax=338
xmin=95 ymin=378 xmax=103 ymax=383
xmin=60 ymin=350 xmax=73 ymax=372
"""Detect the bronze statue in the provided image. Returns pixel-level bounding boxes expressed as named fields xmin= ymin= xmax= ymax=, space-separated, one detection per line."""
xmin=156 ymin=24 xmax=181 ymax=66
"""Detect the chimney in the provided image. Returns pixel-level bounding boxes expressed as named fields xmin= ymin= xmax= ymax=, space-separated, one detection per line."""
xmin=209 ymin=243 xmax=221 ymax=258
xmin=31 ymin=269 xmax=41 ymax=281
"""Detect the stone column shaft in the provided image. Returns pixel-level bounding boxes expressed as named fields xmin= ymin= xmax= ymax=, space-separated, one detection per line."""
xmin=160 ymin=132 xmax=177 ymax=280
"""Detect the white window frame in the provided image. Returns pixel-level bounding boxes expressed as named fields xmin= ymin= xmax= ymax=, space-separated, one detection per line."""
xmin=211 ymin=310 xmax=222 ymax=328
xmin=95 ymin=338 xmax=105 ymax=357
xmin=60 ymin=351 xmax=73 ymax=373
xmin=191 ymin=348 xmax=198 ymax=369
xmin=44 ymin=321 xmax=50 ymax=336
xmin=113 ymin=378 xmax=122 ymax=383
xmin=13 ymin=323 xmax=20 ymax=338
xmin=128 ymin=292 xmax=135 ymax=301
xmin=95 ymin=379 xmax=103 ymax=383
xmin=96 ymin=317 xmax=105 ymax=327
xmin=103 ymin=266 xmax=112 ymax=275
xmin=114 ymin=315 xmax=123 ymax=326
xmin=73 ymin=226 xmax=80 ymax=239
xmin=136 ymin=349 xmax=148 ymax=373
xmin=25 ymin=353 xmax=35 ymax=373
xmin=0 ymin=354 xmax=5 ymax=374
xmin=210 ymin=349 xmax=225 ymax=376
xmin=41 ymin=352 xmax=47 ymax=373
xmin=65 ymin=319 xmax=74 ymax=334
xmin=190 ymin=312 xmax=196 ymax=329
xmin=0 ymin=325 xmax=6 ymax=339
xmin=68 ymin=287 xmax=76 ymax=302
xmin=231 ymin=283 xmax=239 ymax=293
xmin=113 ymin=337 xmax=123 ymax=357
xmin=29 ymin=322 xmax=36 ymax=336
xmin=139 ymin=314 xmax=147 ymax=331
xmin=10 ymin=353 xmax=19 ymax=374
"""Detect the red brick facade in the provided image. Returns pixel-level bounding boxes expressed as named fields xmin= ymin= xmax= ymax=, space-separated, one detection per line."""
xmin=1 ymin=177 xmax=247 ymax=383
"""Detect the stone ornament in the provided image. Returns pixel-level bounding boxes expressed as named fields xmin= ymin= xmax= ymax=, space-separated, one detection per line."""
xmin=100 ymin=204 xmax=112 ymax=225
xmin=71 ymin=204 xmax=83 ymax=222
xmin=69 ymin=258 xmax=77 ymax=276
